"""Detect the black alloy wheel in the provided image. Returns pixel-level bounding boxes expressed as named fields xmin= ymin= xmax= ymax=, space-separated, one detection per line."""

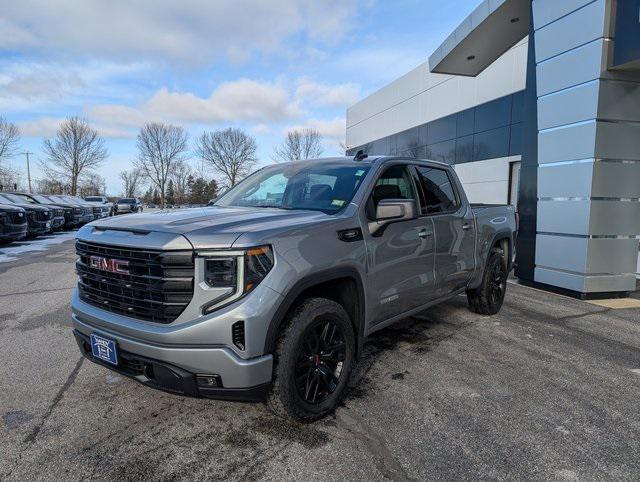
xmin=294 ymin=320 xmax=346 ymax=405
xmin=467 ymin=249 xmax=508 ymax=315
xmin=267 ymin=297 xmax=355 ymax=421
xmin=488 ymin=260 xmax=507 ymax=307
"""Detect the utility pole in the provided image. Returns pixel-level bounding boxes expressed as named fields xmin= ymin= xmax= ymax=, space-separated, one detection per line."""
xmin=20 ymin=151 xmax=33 ymax=193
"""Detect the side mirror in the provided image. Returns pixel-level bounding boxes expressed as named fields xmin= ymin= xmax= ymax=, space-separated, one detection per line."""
xmin=368 ymin=199 xmax=418 ymax=235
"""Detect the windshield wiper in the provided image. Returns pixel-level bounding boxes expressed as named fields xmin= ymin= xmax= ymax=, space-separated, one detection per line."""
xmin=249 ymin=204 xmax=294 ymax=210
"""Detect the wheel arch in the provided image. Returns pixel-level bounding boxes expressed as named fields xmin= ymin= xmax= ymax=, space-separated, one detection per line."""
xmin=264 ymin=267 xmax=366 ymax=358
xmin=489 ymin=232 xmax=513 ymax=271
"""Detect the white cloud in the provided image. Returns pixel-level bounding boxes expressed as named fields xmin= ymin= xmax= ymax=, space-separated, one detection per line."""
xmin=0 ymin=60 xmax=147 ymax=111
xmin=295 ymin=78 xmax=360 ymax=107
xmin=285 ymin=117 xmax=346 ymax=153
xmin=89 ymin=78 xmax=302 ymax=132
xmin=292 ymin=118 xmax=345 ymax=140
xmin=87 ymin=76 xmax=359 ymax=135
xmin=1 ymin=0 xmax=361 ymax=66
xmin=146 ymin=80 xmax=301 ymax=123
xmin=18 ymin=116 xmax=133 ymax=139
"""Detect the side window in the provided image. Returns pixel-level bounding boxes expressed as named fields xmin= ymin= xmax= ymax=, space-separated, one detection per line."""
xmin=368 ymin=164 xmax=416 ymax=217
xmin=415 ymin=166 xmax=459 ymax=214
xmin=373 ymin=165 xmax=415 ymax=202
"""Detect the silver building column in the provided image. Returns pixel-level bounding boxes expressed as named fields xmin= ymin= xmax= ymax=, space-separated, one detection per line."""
xmin=532 ymin=0 xmax=640 ymax=295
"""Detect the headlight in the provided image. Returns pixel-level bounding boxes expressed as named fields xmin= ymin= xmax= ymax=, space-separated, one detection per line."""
xmin=204 ymin=257 xmax=237 ymax=288
xmin=200 ymin=245 xmax=274 ymax=314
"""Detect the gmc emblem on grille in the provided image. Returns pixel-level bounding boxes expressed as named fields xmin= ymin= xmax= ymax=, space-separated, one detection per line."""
xmin=89 ymin=255 xmax=130 ymax=274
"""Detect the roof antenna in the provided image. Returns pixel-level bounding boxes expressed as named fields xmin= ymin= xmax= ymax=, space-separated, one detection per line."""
xmin=353 ymin=149 xmax=368 ymax=162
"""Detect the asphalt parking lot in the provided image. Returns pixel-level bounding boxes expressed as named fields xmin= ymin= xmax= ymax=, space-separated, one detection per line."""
xmin=1 ymin=238 xmax=639 ymax=480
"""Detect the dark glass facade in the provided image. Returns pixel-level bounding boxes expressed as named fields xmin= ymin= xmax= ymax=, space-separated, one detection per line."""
xmin=612 ymin=0 xmax=640 ymax=68
xmin=347 ymin=91 xmax=524 ymax=165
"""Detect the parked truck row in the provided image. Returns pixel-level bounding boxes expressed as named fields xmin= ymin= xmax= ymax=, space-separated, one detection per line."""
xmin=0 ymin=193 xmax=111 ymax=243
xmin=71 ymin=155 xmax=517 ymax=421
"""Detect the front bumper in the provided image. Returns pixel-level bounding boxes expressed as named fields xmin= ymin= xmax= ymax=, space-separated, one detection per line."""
xmin=52 ymin=216 xmax=66 ymax=229
xmin=73 ymin=330 xmax=269 ymax=400
xmin=0 ymin=223 xmax=28 ymax=241
xmin=27 ymin=220 xmax=51 ymax=235
xmin=71 ymin=294 xmax=274 ymax=394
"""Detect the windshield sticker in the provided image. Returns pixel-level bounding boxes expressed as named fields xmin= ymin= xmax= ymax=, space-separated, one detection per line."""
xmin=355 ymin=169 xmax=365 ymax=176
xmin=331 ymin=199 xmax=346 ymax=207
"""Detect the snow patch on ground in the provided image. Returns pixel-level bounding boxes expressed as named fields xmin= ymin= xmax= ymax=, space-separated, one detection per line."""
xmin=0 ymin=232 xmax=76 ymax=263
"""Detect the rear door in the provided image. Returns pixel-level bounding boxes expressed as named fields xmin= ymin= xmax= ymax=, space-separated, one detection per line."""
xmin=363 ymin=163 xmax=436 ymax=325
xmin=414 ymin=165 xmax=476 ymax=296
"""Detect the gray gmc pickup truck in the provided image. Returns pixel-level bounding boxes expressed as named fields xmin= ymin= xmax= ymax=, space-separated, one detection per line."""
xmin=72 ymin=155 xmax=516 ymax=421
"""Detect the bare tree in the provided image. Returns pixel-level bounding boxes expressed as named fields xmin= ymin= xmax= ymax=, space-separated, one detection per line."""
xmin=195 ymin=128 xmax=257 ymax=187
xmin=134 ymin=122 xmax=188 ymax=207
xmin=272 ymin=128 xmax=323 ymax=162
xmin=78 ymin=172 xmax=107 ymax=196
xmin=170 ymin=160 xmax=192 ymax=204
xmin=0 ymin=165 xmax=23 ymax=191
xmin=36 ymin=178 xmax=67 ymax=194
xmin=0 ymin=117 xmax=20 ymax=162
xmin=41 ymin=116 xmax=108 ymax=195
xmin=119 ymin=168 xmax=144 ymax=198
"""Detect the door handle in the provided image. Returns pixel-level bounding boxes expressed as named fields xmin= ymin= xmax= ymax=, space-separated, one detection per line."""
xmin=462 ymin=223 xmax=472 ymax=230
xmin=418 ymin=230 xmax=432 ymax=238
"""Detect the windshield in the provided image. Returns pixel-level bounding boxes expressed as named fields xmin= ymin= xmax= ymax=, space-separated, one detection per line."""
xmin=0 ymin=193 xmax=26 ymax=204
xmin=63 ymin=196 xmax=83 ymax=205
xmin=14 ymin=194 xmax=37 ymax=204
xmin=45 ymin=195 xmax=65 ymax=204
xmin=85 ymin=197 xmax=102 ymax=202
xmin=31 ymin=194 xmax=52 ymax=204
xmin=117 ymin=198 xmax=136 ymax=204
xmin=215 ymin=162 xmax=370 ymax=213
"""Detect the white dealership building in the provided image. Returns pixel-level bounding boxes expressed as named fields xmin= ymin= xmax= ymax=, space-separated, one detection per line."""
xmin=346 ymin=0 xmax=640 ymax=297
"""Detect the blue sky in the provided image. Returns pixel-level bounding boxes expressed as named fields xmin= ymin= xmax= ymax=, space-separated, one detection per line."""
xmin=1 ymin=0 xmax=478 ymax=195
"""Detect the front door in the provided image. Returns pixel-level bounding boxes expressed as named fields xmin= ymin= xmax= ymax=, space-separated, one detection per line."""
xmin=414 ymin=165 xmax=476 ymax=295
xmin=363 ymin=164 xmax=436 ymax=325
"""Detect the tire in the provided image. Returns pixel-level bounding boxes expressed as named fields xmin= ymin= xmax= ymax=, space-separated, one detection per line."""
xmin=267 ymin=297 xmax=355 ymax=422
xmin=467 ymin=248 xmax=508 ymax=315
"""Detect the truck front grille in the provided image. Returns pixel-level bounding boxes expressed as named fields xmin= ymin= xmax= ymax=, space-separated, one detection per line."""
xmin=75 ymin=240 xmax=194 ymax=323
xmin=8 ymin=212 xmax=26 ymax=224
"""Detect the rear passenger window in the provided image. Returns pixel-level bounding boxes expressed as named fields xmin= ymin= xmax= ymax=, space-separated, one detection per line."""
xmin=415 ymin=167 xmax=459 ymax=214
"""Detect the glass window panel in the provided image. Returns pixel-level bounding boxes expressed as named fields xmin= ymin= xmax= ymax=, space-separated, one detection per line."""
xmin=395 ymin=125 xmax=425 ymax=153
xmin=401 ymin=145 xmax=427 ymax=159
xmin=456 ymin=108 xmax=475 ymax=137
xmin=473 ymin=126 xmax=510 ymax=161
xmin=474 ymin=96 xmax=512 ymax=133
xmin=509 ymin=123 xmax=523 ymax=156
xmin=511 ymin=91 xmax=524 ymax=124
xmin=455 ymin=135 xmax=474 ymax=164
xmin=427 ymin=114 xmax=456 ymax=144
xmin=426 ymin=139 xmax=455 ymax=164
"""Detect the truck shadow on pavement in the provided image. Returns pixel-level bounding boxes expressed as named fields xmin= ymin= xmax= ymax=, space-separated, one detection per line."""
xmin=344 ymin=295 xmax=471 ymax=403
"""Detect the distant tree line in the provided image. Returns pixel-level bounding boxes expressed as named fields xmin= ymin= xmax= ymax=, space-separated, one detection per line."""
xmin=0 ymin=114 xmax=328 ymax=204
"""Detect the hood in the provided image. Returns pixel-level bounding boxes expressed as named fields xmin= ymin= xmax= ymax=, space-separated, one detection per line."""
xmin=0 ymin=203 xmax=26 ymax=213
xmin=2 ymin=202 xmax=49 ymax=212
xmin=38 ymin=203 xmax=64 ymax=212
xmin=85 ymin=205 xmax=333 ymax=249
